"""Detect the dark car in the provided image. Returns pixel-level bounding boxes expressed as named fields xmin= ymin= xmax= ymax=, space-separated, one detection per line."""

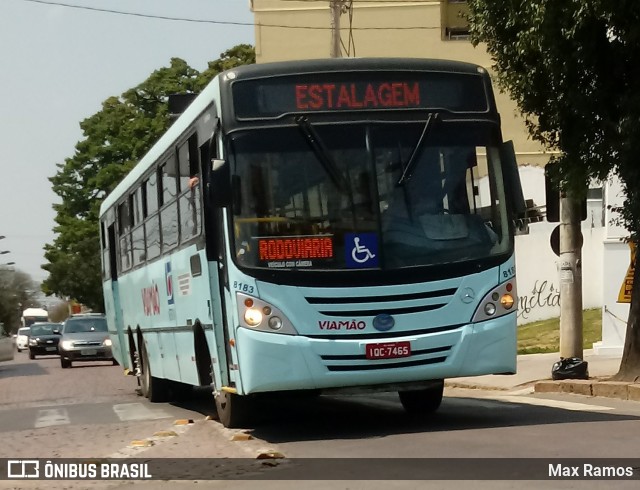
xmin=28 ymin=323 xmax=62 ymax=359
xmin=58 ymin=314 xmax=115 ymax=368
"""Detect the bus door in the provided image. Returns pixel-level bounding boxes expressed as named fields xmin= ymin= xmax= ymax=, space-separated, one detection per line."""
xmin=200 ymin=134 xmax=232 ymax=391
xmin=108 ymin=224 xmax=127 ymax=367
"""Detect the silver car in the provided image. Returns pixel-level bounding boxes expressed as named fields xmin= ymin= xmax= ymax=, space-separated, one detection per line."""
xmin=58 ymin=314 xmax=115 ymax=368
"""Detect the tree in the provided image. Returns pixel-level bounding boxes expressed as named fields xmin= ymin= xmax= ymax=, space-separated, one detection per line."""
xmin=467 ymin=1 xmax=640 ymax=380
xmin=43 ymin=45 xmax=256 ymax=312
xmin=0 ymin=269 xmax=40 ymax=333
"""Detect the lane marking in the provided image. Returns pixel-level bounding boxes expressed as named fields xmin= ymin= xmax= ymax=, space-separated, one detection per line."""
xmin=34 ymin=408 xmax=70 ymax=428
xmin=112 ymin=403 xmax=171 ymax=421
xmin=494 ymin=395 xmax=615 ymax=412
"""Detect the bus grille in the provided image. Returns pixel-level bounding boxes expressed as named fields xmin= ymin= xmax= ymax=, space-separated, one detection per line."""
xmin=304 ymin=287 xmax=456 ymax=317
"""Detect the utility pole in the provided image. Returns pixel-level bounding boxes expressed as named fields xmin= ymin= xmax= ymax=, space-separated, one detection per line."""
xmin=559 ymin=193 xmax=584 ymax=359
xmin=330 ymin=0 xmax=343 ymax=58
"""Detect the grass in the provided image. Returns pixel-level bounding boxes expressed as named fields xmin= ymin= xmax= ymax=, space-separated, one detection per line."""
xmin=517 ymin=308 xmax=602 ymax=355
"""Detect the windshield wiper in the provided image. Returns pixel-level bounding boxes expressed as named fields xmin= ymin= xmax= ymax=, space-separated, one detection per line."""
xmin=396 ymin=113 xmax=438 ymax=186
xmin=295 ymin=115 xmax=349 ymax=193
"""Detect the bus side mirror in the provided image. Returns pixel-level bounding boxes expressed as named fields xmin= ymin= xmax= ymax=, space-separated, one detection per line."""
xmin=500 ymin=141 xmax=526 ymax=218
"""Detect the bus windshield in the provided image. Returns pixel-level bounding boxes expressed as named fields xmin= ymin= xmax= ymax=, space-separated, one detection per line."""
xmin=230 ymin=120 xmax=510 ymax=271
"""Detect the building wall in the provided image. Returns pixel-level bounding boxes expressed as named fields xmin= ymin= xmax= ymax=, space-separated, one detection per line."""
xmin=594 ymin=175 xmax=630 ymax=355
xmin=515 ymin=167 xmax=604 ymax=325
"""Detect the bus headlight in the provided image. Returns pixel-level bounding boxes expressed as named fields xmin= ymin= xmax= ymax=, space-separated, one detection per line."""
xmin=472 ymin=280 xmax=518 ymax=322
xmin=244 ymin=308 xmax=263 ymax=327
xmin=236 ymin=292 xmax=298 ymax=335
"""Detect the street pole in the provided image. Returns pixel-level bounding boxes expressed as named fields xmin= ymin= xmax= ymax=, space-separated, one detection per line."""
xmin=330 ymin=0 xmax=342 ymax=58
xmin=559 ymin=193 xmax=583 ymax=359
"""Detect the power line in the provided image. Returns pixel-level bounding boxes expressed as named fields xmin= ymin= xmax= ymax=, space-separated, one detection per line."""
xmin=16 ymin=0 xmax=440 ymax=30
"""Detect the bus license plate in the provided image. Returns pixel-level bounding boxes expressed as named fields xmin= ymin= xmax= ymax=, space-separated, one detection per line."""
xmin=365 ymin=341 xmax=411 ymax=360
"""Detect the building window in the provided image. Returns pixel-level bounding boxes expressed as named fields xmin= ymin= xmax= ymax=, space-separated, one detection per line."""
xmin=444 ymin=27 xmax=470 ymax=40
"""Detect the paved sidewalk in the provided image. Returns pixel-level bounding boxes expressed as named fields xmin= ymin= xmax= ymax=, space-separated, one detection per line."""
xmin=446 ymin=349 xmax=640 ymax=402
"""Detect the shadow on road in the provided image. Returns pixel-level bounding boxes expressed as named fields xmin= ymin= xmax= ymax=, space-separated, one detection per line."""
xmin=0 ymin=360 xmax=48 ymax=377
xmin=169 ymin=389 xmax=640 ymax=445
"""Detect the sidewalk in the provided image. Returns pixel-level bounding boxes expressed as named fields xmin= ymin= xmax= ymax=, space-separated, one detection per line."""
xmin=445 ymin=350 xmax=640 ymax=401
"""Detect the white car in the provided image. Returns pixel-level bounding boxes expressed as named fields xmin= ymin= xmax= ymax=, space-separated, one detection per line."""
xmin=16 ymin=327 xmax=30 ymax=352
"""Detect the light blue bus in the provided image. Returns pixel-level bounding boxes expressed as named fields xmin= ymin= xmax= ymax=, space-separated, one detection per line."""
xmin=99 ymin=58 xmax=525 ymax=427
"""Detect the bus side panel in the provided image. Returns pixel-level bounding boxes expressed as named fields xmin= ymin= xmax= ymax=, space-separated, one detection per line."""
xmin=170 ymin=247 xmax=212 ymax=386
xmin=159 ymin=331 xmax=181 ymax=383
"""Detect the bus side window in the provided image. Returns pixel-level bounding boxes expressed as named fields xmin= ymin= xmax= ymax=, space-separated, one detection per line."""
xmin=144 ymin=173 xmax=161 ymax=260
xmin=117 ymin=200 xmax=132 ymax=271
xmin=160 ymin=160 xmax=179 ymax=251
xmin=178 ymin=133 xmax=202 ymax=243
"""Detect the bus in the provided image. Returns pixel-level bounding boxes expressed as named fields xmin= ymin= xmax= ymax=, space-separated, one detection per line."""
xmin=21 ymin=308 xmax=49 ymax=328
xmin=99 ymin=58 xmax=525 ymax=427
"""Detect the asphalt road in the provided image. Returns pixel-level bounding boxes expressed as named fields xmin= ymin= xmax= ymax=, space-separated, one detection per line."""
xmin=2 ymin=351 xmax=640 ymax=489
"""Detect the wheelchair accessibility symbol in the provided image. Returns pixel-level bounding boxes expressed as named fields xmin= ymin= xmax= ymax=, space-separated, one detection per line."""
xmin=352 ymin=237 xmax=376 ymax=263
xmin=346 ymin=233 xmax=379 ymax=268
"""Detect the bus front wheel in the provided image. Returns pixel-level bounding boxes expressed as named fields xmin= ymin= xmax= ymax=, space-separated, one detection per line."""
xmin=398 ymin=380 xmax=444 ymax=415
xmin=215 ymin=391 xmax=250 ymax=428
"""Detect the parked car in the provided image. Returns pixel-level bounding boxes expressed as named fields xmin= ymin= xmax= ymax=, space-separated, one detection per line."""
xmin=16 ymin=327 xmax=30 ymax=352
xmin=58 ymin=314 xmax=114 ymax=368
xmin=27 ymin=323 xmax=62 ymax=359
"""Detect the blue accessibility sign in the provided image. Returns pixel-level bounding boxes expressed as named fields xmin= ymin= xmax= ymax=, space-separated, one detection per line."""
xmin=345 ymin=233 xmax=379 ymax=268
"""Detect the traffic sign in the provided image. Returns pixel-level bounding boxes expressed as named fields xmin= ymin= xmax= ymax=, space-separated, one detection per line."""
xmin=617 ymin=242 xmax=636 ymax=304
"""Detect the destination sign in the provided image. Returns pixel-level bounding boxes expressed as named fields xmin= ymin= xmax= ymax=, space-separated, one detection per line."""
xmin=232 ymin=72 xmax=489 ymax=119
xmin=258 ymin=236 xmax=334 ymax=261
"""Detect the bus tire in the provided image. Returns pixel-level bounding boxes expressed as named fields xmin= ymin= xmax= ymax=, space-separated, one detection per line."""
xmin=140 ymin=341 xmax=170 ymax=403
xmin=215 ymin=391 xmax=250 ymax=428
xmin=398 ymin=380 xmax=444 ymax=415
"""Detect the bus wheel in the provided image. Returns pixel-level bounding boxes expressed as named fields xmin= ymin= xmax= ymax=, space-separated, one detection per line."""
xmin=398 ymin=380 xmax=444 ymax=415
xmin=140 ymin=342 xmax=170 ymax=403
xmin=215 ymin=391 xmax=249 ymax=428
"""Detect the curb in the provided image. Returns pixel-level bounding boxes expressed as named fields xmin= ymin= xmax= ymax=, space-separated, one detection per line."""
xmin=535 ymin=379 xmax=640 ymax=401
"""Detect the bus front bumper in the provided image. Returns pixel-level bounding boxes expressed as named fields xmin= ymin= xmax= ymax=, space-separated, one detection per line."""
xmin=234 ymin=313 xmax=516 ymax=394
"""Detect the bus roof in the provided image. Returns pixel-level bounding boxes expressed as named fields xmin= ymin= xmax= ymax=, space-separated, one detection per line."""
xmin=99 ymin=58 xmax=490 ymax=217
xmin=218 ymin=57 xmax=487 ymax=79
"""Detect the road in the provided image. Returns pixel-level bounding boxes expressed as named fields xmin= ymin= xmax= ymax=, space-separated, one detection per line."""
xmin=1 ymin=351 xmax=640 ymax=489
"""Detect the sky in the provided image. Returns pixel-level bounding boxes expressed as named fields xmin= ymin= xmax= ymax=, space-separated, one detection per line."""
xmin=0 ymin=0 xmax=254 ymax=285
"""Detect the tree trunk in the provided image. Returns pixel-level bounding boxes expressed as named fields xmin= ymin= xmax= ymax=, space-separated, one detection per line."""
xmin=611 ymin=240 xmax=640 ymax=382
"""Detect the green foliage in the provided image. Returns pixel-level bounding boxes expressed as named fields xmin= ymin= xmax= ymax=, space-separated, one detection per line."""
xmin=467 ymin=0 xmax=640 ymax=222
xmin=0 ymin=270 xmax=40 ymax=333
xmin=43 ymin=46 xmax=256 ymax=310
